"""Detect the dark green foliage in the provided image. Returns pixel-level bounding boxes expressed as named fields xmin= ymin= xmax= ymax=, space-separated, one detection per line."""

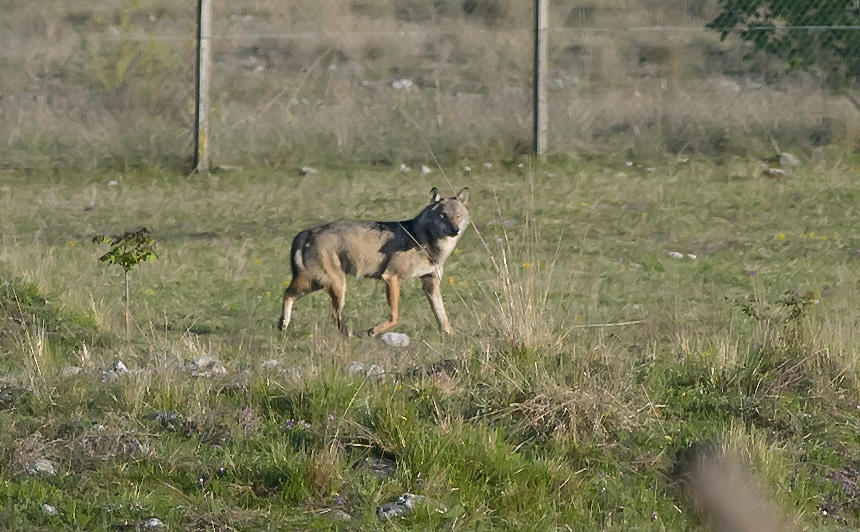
xmin=708 ymin=0 xmax=860 ymax=85
xmin=92 ymin=228 xmax=157 ymax=337
xmin=92 ymin=228 xmax=157 ymax=273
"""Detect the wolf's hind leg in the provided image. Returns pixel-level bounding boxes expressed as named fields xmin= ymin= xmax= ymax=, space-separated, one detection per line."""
xmin=278 ymin=272 xmax=318 ymax=331
xmin=326 ymin=277 xmax=349 ymax=335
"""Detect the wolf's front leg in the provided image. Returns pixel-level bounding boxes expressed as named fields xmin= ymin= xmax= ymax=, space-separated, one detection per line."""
xmin=368 ymin=275 xmax=401 ymax=336
xmin=421 ymin=273 xmax=453 ymax=334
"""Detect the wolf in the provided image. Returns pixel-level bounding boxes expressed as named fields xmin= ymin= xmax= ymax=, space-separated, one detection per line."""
xmin=277 ymin=187 xmax=470 ymax=336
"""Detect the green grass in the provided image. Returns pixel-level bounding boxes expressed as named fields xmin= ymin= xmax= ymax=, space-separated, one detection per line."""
xmin=2 ymin=153 xmax=860 ymax=530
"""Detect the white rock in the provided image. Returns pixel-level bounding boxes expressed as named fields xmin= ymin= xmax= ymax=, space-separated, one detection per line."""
xmin=687 ymin=253 xmax=697 ymax=260
xmin=399 ymin=163 xmax=411 ymax=174
xmin=762 ymin=167 xmax=788 ymax=178
xmin=463 ymin=166 xmax=472 ymax=172
xmin=260 ymin=359 xmax=279 ymax=369
xmin=667 ymin=252 xmax=684 ymax=259
xmin=299 ymin=166 xmax=318 ymax=176
xmin=420 ymin=165 xmax=432 ymax=175
xmin=379 ymin=332 xmax=410 ymax=347
xmin=483 ymin=162 xmax=493 ymax=169
xmin=112 ymin=360 xmax=128 ymax=374
xmin=108 ymin=180 xmax=119 ymax=187
xmin=779 ymin=152 xmax=800 ymax=167
xmin=391 ymin=78 xmax=413 ymax=90
xmin=41 ymin=504 xmax=58 ymax=516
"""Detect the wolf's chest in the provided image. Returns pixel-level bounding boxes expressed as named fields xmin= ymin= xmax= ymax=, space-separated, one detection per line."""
xmin=408 ymin=234 xmax=460 ymax=278
xmin=435 ymin=234 xmax=460 ymax=263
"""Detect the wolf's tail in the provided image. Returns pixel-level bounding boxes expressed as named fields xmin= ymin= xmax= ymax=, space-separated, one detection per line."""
xmin=289 ymin=229 xmax=310 ymax=277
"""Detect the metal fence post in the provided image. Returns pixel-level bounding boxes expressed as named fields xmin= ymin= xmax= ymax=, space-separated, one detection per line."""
xmin=533 ymin=0 xmax=549 ymax=155
xmin=194 ymin=0 xmax=213 ymax=173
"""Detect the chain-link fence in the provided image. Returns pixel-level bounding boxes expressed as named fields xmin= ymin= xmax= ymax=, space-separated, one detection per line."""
xmin=0 ymin=1 xmax=197 ymax=169
xmin=2 ymin=1 xmax=858 ymax=170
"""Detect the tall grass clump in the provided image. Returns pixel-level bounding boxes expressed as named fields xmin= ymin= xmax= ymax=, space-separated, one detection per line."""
xmin=480 ymin=164 xmax=570 ymax=351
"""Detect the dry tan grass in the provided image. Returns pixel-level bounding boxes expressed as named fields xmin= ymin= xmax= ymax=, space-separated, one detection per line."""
xmin=2 ymin=0 xmax=857 ymax=168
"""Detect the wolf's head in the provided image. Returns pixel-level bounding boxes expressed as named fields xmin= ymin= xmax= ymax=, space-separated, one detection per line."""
xmin=419 ymin=187 xmax=470 ymax=238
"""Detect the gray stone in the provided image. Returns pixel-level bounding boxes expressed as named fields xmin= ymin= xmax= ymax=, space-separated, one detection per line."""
xmin=142 ymin=517 xmax=166 ymax=529
xmin=299 ymin=166 xmax=318 ymax=176
xmin=355 ymin=457 xmax=397 ymax=479
xmin=319 ymin=508 xmax=353 ymax=521
xmin=190 ymin=356 xmax=227 ymax=377
xmin=145 ymin=411 xmax=191 ymax=434
xmin=379 ymin=332 xmax=410 ymax=347
xmin=60 ymin=366 xmax=81 ymax=377
xmin=27 ymin=459 xmax=57 ymax=476
xmin=377 ymin=498 xmax=411 ymax=519
xmin=122 ymin=437 xmax=148 ymax=456
xmin=102 ymin=360 xmax=129 ymax=380
xmin=0 ymin=384 xmax=33 ymax=409
xmin=376 ymin=493 xmax=448 ymax=519
xmin=409 ymin=494 xmax=448 ymax=513
xmin=348 ymin=362 xmax=385 ymax=378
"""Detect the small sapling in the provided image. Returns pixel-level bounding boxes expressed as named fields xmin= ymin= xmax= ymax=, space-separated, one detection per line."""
xmin=93 ymin=227 xmax=157 ymax=337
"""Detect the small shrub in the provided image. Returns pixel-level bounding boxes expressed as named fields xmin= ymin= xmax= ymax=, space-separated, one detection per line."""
xmin=92 ymin=228 xmax=157 ymax=338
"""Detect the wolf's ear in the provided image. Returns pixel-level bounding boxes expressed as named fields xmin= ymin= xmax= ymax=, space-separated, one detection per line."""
xmin=430 ymin=187 xmax=442 ymax=203
xmin=456 ymin=187 xmax=470 ymax=206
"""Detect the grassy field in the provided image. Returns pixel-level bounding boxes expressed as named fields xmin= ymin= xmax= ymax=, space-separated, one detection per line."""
xmin=2 ymin=152 xmax=860 ymax=530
